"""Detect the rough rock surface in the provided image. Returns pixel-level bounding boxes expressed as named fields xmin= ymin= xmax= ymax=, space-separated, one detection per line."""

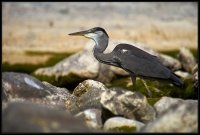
xmin=67 ymin=79 xmax=107 ymax=114
xmin=33 ymin=50 xmax=99 ymax=86
xmin=2 ymin=72 xmax=76 ymax=112
xmin=73 ymin=79 xmax=107 ymax=97
xmin=153 ymin=96 xmax=197 ymax=116
xmin=2 ymin=72 xmax=52 ymax=99
xmin=141 ymin=100 xmax=198 ymax=132
xmin=1 ymin=71 xmax=197 ymax=133
xmin=100 ymin=88 xmax=156 ymax=123
xmin=42 ymin=81 xmax=78 ymax=112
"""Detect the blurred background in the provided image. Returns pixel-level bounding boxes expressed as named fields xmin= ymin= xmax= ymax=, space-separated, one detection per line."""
xmin=2 ymin=2 xmax=197 ymax=69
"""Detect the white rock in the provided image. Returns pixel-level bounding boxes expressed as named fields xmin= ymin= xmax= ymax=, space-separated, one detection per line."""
xmin=103 ymin=117 xmax=145 ymax=132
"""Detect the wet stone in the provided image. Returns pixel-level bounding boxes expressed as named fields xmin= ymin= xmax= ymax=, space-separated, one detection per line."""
xmin=2 ymin=102 xmax=91 ymax=133
xmin=100 ymin=88 xmax=156 ymax=123
xmin=103 ymin=117 xmax=145 ymax=132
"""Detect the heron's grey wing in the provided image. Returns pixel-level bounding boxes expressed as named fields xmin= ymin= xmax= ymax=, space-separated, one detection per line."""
xmin=121 ymin=53 xmax=171 ymax=79
xmin=114 ymin=44 xmax=158 ymax=61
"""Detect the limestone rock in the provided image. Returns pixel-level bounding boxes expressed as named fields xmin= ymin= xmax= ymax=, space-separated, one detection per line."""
xmin=103 ymin=117 xmax=145 ymax=132
xmin=2 ymin=72 xmax=52 ymax=99
xmin=42 ymin=81 xmax=78 ymax=111
xmin=69 ymin=80 xmax=107 ymax=114
xmin=73 ymin=79 xmax=107 ymax=97
xmin=141 ymin=100 xmax=198 ymax=132
xmin=33 ymin=50 xmax=99 ymax=87
xmin=154 ymin=96 xmax=197 ymax=116
xmin=100 ymin=88 xmax=156 ymax=123
xmin=2 ymin=72 xmax=75 ymax=111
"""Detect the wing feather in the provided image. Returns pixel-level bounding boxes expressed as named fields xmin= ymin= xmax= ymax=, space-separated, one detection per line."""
xmin=114 ymin=44 xmax=157 ymax=61
xmin=113 ymin=44 xmax=171 ymax=79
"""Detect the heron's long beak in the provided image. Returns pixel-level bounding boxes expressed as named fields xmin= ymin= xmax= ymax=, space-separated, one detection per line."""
xmin=68 ymin=30 xmax=89 ymax=36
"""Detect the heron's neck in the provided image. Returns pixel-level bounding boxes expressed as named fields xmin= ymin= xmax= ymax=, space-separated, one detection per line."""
xmin=94 ymin=37 xmax=111 ymax=64
xmin=93 ymin=35 xmax=108 ymax=53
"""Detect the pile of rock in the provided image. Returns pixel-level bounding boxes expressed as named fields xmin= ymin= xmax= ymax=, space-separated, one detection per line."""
xmin=2 ymin=73 xmax=198 ymax=133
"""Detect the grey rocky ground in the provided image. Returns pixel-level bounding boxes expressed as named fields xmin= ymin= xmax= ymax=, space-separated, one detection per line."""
xmin=2 ymin=73 xmax=198 ymax=133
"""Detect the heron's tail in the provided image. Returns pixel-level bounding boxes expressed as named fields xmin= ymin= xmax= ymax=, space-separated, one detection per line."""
xmin=169 ymin=73 xmax=184 ymax=88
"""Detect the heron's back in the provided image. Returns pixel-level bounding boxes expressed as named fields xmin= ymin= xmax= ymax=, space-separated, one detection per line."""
xmin=113 ymin=44 xmax=171 ymax=79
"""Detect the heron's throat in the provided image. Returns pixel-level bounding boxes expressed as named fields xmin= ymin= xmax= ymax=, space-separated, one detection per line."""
xmin=92 ymin=35 xmax=108 ymax=53
xmin=93 ymin=36 xmax=113 ymax=65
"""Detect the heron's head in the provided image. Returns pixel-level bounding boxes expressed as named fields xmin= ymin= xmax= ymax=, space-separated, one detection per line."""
xmin=68 ymin=27 xmax=109 ymax=39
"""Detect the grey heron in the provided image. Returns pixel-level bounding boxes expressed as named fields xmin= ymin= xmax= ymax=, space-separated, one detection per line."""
xmin=68 ymin=27 xmax=183 ymax=89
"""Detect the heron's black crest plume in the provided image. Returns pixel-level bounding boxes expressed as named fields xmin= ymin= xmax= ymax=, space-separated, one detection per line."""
xmin=89 ymin=27 xmax=109 ymax=38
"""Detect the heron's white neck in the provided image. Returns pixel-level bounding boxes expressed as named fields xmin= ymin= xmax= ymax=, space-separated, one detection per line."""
xmin=92 ymin=34 xmax=109 ymax=53
xmin=92 ymin=35 xmax=113 ymax=65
